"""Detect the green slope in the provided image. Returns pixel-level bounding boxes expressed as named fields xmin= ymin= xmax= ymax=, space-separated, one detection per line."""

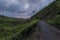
xmin=56 ymin=0 xmax=60 ymax=9
xmin=47 ymin=15 xmax=60 ymax=29
xmin=31 ymin=1 xmax=59 ymax=20
xmin=0 ymin=15 xmax=38 ymax=40
xmin=31 ymin=0 xmax=60 ymax=29
xmin=0 ymin=15 xmax=25 ymax=26
xmin=46 ymin=0 xmax=60 ymax=29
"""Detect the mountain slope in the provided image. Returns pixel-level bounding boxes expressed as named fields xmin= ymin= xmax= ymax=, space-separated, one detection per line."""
xmin=0 ymin=15 xmax=38 ymax=40
xmin=31 ymin=0 xmax=60 ymax=29
xmin=31 ymin=1 xmax=59 ymax=20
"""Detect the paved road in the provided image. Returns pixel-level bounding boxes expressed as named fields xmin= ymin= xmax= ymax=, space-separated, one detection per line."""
xmin=39 ymin=20 xmax=60 ymax=40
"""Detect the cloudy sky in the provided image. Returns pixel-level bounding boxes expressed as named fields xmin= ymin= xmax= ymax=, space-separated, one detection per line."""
xmin=0 ymin=0 xmax=54 ymax=18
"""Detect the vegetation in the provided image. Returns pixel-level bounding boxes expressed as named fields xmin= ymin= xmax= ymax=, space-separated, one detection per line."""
xmin=47 ymin=15 xmax=60 ymax=29
xmin=31 ymin=0 xmax=60 ymax=29
xmin=31 ymin=1 xmax=59 ymax=20
xmin=46 ymin=0 xmax=60 ymax=29
xmin=0 ymin=15 xmax=38 ymax=40
xmin=0 ymin=0 xmax=60 ymax=40
xmin=56 ymin=0 xmax=60 ymax=9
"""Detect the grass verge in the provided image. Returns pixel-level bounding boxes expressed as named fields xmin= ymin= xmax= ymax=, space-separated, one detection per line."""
xmin=0 ymin=19 xmax=38 ymax=40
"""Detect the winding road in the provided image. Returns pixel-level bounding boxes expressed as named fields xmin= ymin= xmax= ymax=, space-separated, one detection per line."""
xmin=39 ymin=20 xmax=60 ymax=40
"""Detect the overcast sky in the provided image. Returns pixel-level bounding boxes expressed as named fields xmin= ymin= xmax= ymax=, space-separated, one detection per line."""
xmin=0 ymin=0 xmax=54 ymax=18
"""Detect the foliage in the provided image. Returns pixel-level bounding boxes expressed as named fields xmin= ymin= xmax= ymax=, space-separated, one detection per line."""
xmin=56 ymin=0 xmax=60 ymax=9
xmin=0 ymin=15 xmax=38 ymax=40
xmin=47 ymin=15 xmax=60 ymax=29
xmin=31 ymin=0 xmax=60 ymax=29
xmin=31 ymin=1 xmax=59 ymax=20
xmin=46 ymin=0 xmax=60 ymax=29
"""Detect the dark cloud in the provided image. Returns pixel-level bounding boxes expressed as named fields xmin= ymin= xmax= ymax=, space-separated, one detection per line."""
xmin=28 ymin=0 xmax=41 ymax=4
xmin=0 ymin=0 xmax=28 ymax=12
xmin=0 ymin=0 xmax=54 ymax=18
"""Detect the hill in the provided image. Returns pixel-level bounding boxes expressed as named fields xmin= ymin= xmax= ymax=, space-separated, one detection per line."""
xmin=31 ymin=0 xmax=60 ymax=29
xmin=0 ymin=0 xmax=60 ymax=40
xmin=31 ymin=1 xmax=59 ymax=19
xmin=0 ymin=15 xmax=38 ymax=40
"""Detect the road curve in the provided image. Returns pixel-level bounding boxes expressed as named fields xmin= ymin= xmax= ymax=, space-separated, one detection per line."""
xmin=39 ymin=20 xmax=60 ymax=40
